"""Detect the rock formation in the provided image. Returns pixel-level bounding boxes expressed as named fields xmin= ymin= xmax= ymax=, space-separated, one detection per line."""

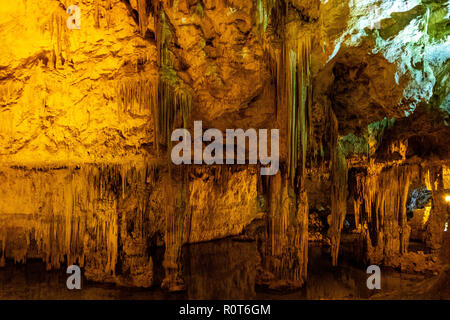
xmin=0 ymin=0 xmax=448 ymax=297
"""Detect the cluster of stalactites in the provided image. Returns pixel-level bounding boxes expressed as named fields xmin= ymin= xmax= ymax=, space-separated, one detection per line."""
xmin=116 ymin=77 xmax=156 ymax=116
xmin=156 ymin=9 xmax=172 ymax=69
xmin=287 ymin=37 xmax=313 ymax=186
xmin=264 ymin=35 xmax=312 ymax=186
xmin=255 ymin=0 xmax=280 ymax=35
xmin=138 ymin=0 xmax=177 ymax=37
xmin=0 ymin=163 xmax=159 ymax=274
xmin=157 ymin=79 xmax=192 ymax=149
xmin=255 ymin=0 xmax=311 ymax=285
xmin=352 ymin=164 xmax=412 ymax=264
xmin=154 ymin=8 xmax=192 ymax=149
xmin=93 ymin=0 xmax=113 ymax=29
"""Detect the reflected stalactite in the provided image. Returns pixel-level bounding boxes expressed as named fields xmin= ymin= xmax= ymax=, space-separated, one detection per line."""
xmin=154 ymin=9 xmax=192 ymax=149
xmin=116 ymin=77 xmax=156 ymax=116
xmin=0 ymin=163 xmax=159 ymax=286
xmin=161 ymin=165 xmax=260 ymax=291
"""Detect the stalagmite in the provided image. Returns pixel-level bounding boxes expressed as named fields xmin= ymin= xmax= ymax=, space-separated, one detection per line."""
xmin=261 ymin=171 xmax=308 ymax=288
xmin=116 ymin=77 xmax=156 ymax=115
xmin=329 ymin=111 xmax=348 ymax=266
xmin=0 ymin=163 xmax=157 ymax=286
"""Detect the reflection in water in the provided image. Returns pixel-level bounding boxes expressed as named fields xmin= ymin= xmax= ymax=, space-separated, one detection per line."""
xmin=183 ymin=239 xmax=257 ymax=299
xmin=0 ymin=259 xmax=182 ymax=300
xmin=0 ymin=239 xmax=430 ymax=300
xmin=302 ymin=245 xmax=373 ymax=300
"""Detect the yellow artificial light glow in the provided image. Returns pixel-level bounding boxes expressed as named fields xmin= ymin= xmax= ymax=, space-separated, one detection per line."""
xmin=445 ymin=195 xmax=450 ymax=202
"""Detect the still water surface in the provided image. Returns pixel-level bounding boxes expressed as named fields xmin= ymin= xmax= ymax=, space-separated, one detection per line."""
xmin=0 ymin=239 xmax=430 ymax=300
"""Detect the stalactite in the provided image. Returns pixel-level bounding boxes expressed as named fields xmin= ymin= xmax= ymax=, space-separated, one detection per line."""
xmin=351 ymin=164 xmax=413 ymax=265
xmin=256 ymin=0 xmax=310 ymax=288
xmin=264 ymin=35 xmax=312 ymax=186
xmin=0 ymin=232 xmax=5 ymax=267
xmin=137 ymin=0 xmax=149 ymax=36
xmin=156 ymin=10 xmax=172 ymax=69
xmin=160 ymin=164 xmax=257 ymax=292
xmin=116 ymin=77 xmax=156 ymax=116
xmin=94 ymin=0 xmax=101 ymax=28
xmin=47 ymin=7 xmax=70 ymax=67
